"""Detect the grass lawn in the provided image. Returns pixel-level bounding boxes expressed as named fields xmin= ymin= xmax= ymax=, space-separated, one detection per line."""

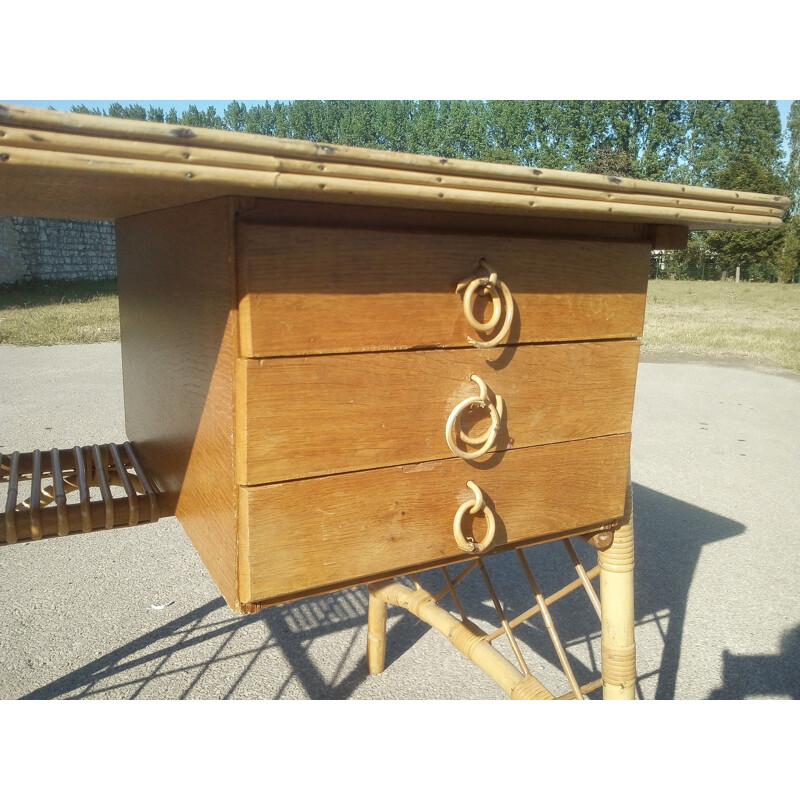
xmin=1 ymin=278 xmax=799 ymax=372
xmin=0 ymin=280 xmax=120 ymax=346
xmin=641 ymin=280 xmax=800 ymax=372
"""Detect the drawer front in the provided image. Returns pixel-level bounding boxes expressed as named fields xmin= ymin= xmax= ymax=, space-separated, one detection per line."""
xmin=236 ymin=340 xmax=640 ymax=485
xmin=239 ymin=434 xmax=631 ymax=605
xmin=237 ymin=224 xmax=650 ymax=357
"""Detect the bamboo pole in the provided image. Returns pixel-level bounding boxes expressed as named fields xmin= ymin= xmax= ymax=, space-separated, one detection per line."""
xmin=370 ymin=578 xmax=553 ymax=699
xmin=4 ymin=452 xmax=20 ymax=544
xmin=563 ymin=538 xmax=602 ymax=619
xmin=124 ymin=442 xmax=160 ymax=522
xmin=50 ymin=447 xmax=69 ymax=536
xmin=599 ymin=479 xmax=636 ymax=700
xmin=484 ymin=564 xmax=601 ymax=642
xmin=367 ymin=585 xmax=388 ymax=675
xmin=555 ymin=677 xmax=604 ymax=700
xmin=109 ymin=442 xmax=138 ymax=526
xmin=91 ymin=445 xmax=115 ymax=530
xmin=477 ymin=559 xmax=531 ymax=675
xmin=432 ymin=561 xmax=479 ymax=603
xmin=516 ymin=549 xmax=585 ymax=700
xmin=73 ymin=445 xmax=92 ymax=533
xmin=29 ymin=450 xmax=42 ymax=540
xmin=440 ymin=566 xmax=469 ymax=621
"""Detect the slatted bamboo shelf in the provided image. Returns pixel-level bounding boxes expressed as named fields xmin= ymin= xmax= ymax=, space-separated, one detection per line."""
xmin=1 ymin=443 xmax=161 ymax=544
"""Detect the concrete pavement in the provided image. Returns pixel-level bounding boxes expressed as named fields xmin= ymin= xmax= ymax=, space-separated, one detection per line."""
xmin=1 ymin=343 xmax=798 ymax=699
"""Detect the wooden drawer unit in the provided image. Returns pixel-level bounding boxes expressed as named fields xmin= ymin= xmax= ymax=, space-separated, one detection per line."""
xmin=116 ymin=196 xmax=651 ymax=611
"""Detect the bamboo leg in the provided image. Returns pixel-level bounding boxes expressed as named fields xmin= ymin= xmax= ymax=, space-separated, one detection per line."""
xmin=599 ymin=478 xmax=636 ymax=699
xmin=367 ymin=584 xmax=388 ymax=674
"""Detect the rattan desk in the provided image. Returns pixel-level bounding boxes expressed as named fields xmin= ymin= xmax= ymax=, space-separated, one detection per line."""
xmin=0 ymin=104 xmax=789 ymax=698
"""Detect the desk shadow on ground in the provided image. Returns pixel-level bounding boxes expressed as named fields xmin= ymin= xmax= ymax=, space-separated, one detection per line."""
xmin=708 ymin=626 xmax=800 ymax=699
xmin=22 ymin=483 xmax=759 ymax=700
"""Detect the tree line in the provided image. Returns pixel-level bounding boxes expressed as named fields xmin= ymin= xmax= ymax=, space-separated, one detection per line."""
xmin=70 ymin=100 xmax=800 ymax=282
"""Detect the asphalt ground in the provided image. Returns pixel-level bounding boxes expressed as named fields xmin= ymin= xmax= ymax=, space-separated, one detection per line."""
xmin=1 ymin=342 xmax=799 ymax=701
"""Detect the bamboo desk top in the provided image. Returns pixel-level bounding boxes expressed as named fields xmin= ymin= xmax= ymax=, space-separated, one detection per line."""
xmin=0 ymin=103 xmax=790 ymax=228
xmin=0 ymin=104 xmax=791 ymax=616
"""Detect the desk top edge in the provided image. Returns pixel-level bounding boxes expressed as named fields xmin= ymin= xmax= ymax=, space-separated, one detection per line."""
xmin=0 ymin=103 xmax=790 ymax=231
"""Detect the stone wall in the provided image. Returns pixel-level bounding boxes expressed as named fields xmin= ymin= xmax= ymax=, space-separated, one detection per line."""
xmin=0 ymin=217 xmax=117 ymax=283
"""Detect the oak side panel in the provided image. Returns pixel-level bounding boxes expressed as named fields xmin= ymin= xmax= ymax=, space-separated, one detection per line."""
xmin=236 ymin=340 xmax=640 ymax=484
xmin=237 ymin=224 xmax=650 ymax=357
xmin=240 ymin=434 xmax=631 ymax=604
xmin=116 ymin=197 xmax=240 ymax=608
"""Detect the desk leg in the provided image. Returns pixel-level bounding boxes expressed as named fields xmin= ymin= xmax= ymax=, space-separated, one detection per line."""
xmin=599 ymin=479 xmax=636 ymax=699
xmin=367 ymin=585 xmax=388 ymax=674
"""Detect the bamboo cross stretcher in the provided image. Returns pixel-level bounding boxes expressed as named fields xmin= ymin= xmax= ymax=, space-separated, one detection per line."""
xmin=367 ymin=481 xmax=635 ymax=700
xmin=1 ymin=443 xmax=161 ymax=544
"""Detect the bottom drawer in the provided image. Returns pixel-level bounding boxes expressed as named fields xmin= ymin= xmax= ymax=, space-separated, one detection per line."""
xmin=239 ymin=434 xmax=631 ymax=605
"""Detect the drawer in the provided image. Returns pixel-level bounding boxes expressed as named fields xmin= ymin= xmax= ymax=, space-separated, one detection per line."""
xmin=238 ymin=433 xmax=631 ymax=605
xmin=237 ymin=224 xmax=650 ymax=357
xmin=235 ymin=340 xmax=640 ymax=484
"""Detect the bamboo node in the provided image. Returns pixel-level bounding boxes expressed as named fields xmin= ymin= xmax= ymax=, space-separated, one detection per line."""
xmin=449 ymin=622 xmax=485 ymax=659
xmin=511 ymin=674 xmax=554 ymax=700
xmin=406 ymin=588 xmax=435 ymax=617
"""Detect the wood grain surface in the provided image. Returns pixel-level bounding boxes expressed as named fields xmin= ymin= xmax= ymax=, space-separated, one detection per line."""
xmin=116 ymin=197 xmax=241 ymax=608
xmin=239 ymin=434 xmax=631 ymax=604
xmin=236 ymin=340 xmax=640 ymax=484
xmin=237 ymin=224 xmax=650 ymax=356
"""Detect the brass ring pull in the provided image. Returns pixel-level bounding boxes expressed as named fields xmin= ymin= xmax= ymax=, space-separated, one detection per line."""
xmin=453 ymin=481 xmax=496 ymax=554
xmin=456 ymin=263 xmax=514 ymax=348
xmin=445 ymin=375 xmax=504 ymax=460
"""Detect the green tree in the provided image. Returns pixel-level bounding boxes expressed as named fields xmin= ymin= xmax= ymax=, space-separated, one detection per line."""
xmin=244 ymin=103 xmax=275 ymax=136
xmin=777 ymin=101 xmax=800 ymax=282
xmin=106 ymin=103 xmax=147 ymax=120
xmin=70 ymin=104 xmax=104 ymax=116
xmin=147 ymin=106 xmax=165 ymax=123
xmin=704 ymin=102 xmax=789 ymax=281
xmin=407 ymin=100 xmax=440 ymax=155
xmin=788 ymin=100 xmax=800 ymax=212
xmin=223 ymin=101 xmax=247 ymax=132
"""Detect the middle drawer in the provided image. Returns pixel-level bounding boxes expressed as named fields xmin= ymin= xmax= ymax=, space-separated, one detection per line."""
xmin=235 ymin=339 xmax=640 ymax=485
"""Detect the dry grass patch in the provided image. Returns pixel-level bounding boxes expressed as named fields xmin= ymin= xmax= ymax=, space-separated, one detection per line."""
xmin=642 ymin=280 xmax=800 ymax=372
xmin=0 ymin=280 xmax=120 ymax=346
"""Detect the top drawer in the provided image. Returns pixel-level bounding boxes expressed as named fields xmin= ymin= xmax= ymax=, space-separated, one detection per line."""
xmin=237 ymin=224 xmax=650 ymax=357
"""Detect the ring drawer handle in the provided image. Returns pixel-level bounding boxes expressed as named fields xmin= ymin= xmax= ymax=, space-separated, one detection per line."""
xmin=453 ymin=481 xmax=496 ymax=554
xmin=456 ymin=263 xmax=514 ymax=348
xmin=445 ymin=374 xmax=504 ymax=460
